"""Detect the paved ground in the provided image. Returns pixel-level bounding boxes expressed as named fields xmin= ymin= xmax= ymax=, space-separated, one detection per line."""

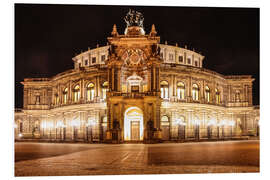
xmin=14 ymin=140 xmax=259 ymax=176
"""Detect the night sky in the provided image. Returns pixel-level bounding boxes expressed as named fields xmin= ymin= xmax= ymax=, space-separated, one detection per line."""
xmin=15 ymin=4 xmax=259 ymax=108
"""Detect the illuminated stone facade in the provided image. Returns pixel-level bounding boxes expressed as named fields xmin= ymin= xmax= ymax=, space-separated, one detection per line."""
xmin=15 ymin=11 xmax=259 ymax=143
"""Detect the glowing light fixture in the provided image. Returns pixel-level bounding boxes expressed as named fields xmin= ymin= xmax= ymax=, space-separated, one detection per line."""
xmin=86 ymin=119 xmax=96 ymax=127
xmin=56 ymin=121 xmax=64 ymax=128
xmin=207 ymin=119 xmax=216 ymax=126
xmin=193 ymin=119 xmax=200 ymax=126
xmin=228 ymin=120 xmax=235 ymax=127
xmin=175 ymin=118 xmax=186 ymax=126
xmin=71 ymin=119 xmax=80 ymax=127
xmin=218 ymin=120 xmax=226 ymax=126
xmin=47 ymin=122 xmax=54 ymax=129
xmin=18 ymin=133 xmax=23 ymax=137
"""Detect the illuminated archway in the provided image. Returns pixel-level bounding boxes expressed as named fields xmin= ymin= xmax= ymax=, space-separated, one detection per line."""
xmin=124 ymin=107 xmax=143 ymax=141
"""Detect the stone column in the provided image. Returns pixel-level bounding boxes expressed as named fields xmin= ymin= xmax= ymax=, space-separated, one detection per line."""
xmin=97 ymin=76 xmax=100 ymax=97
xmin=117 ymin=67 xmax=121 ymax=92
xmin=169 ymin=75 xmax=173 ymax=99
xmin=95 ymin=76 xmax=98 ymax=98
xmin=69 ymin=81 xmax=72 ymax=103
xmin=173 ymin=75 xmax=176 ymax=97
xmin=153 ymin=67 xmax=156 ymax=91
xmin=81 ymin=78 xmax=85 ymax=100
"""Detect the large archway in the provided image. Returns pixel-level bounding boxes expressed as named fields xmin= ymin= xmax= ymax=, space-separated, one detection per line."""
xmin=124 ymin=107 xmax=144 ymax=141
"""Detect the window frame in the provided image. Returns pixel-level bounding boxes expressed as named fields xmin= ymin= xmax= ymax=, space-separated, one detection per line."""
xmin=160 ymin=80 xmax=169 ymax=99
xmin=192 ymin=84 xmax=199 ymax=101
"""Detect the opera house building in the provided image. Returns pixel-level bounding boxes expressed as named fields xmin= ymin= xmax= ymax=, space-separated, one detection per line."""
xmin=14 ymin=10 xmax=260 ymax=143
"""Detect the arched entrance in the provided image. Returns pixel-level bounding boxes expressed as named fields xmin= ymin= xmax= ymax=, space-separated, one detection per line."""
xmin=124 ymin=107 xmax=144 ymax=141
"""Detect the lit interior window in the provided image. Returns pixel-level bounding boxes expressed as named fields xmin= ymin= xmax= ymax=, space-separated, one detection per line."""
xmin=192 ymin=84 xmax=199 ymax=101
xmin=160 ymin=81 xmax=169 ymax=99
xmin=205 ymin=86 xmax=210 ymax=102
xmin=177 ymin=82 xmax=185 ymax=100
xmin=74 ymin=85 xmax=80 ymax=102
xmin=63 ymin=88 xmax=68 ymax=104
xmin=215 ymin=88 xmax=221 ymax=104
xmin=87 ymin=83 xmax=95 ymax=101
xmin=102 ymin=81 xmax=108 ymax=100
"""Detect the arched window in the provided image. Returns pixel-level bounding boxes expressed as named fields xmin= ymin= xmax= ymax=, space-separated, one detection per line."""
xmin=63 ymin=88 xmax=68 ymax=104
xmin=74 ymin=85 xmax=80 ymax=102
xmin=177 ymin=82 xmax=185 ymax=100
xmin=87 ymin=83 xmax=95 ymax=101
xmin=101 ymin=81 xmax=108 ymax=100
xmin=161 ymin=115 xmax=169 ymax=122
xmin=192 ymin=84 xmax=199 ymax=101
xmin=160 ymin=81 xmax=169 ymax=99
xmin=205 ymin=86 xmax=210 ymax=102
xmin=215 ymin=88 xmax=221 ymax=104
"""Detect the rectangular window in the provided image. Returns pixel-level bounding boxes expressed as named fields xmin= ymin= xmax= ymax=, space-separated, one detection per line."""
xmin=187 ymin=58 xmax=191 ymax=64
xmin=195 ymin=61 xmax=198 ymax=67
xmin=92 ymin=57 xmax=96 ymax=64
xmin=78 ymin=63 xmax=81 ymax=67
xmin=179 ymin=56 xmax=183 ymax=63
xmin=85 ymin=59 xmax=88 ymax=66
xmin=101 ymin=55 xmax=105 ymax=62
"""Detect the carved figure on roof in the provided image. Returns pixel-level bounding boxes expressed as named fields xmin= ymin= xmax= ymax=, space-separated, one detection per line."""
xmin=124 ymin=9 xmax=144 ymax=28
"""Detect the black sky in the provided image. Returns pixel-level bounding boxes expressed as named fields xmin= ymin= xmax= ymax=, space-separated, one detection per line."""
xmin=15 ymin=4 xmax=259 ymax=108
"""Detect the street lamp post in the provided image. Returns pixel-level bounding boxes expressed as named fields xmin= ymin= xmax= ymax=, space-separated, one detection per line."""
xmin=228 ymin=120 xmax=235 ymax=139
xmin=257 ymin=120 xmax=260 ymax=137
xmin=178 ymin=123 xmax=181 ymax=141
xmin=182 ymin=123 xmax=186 ymax=140
xmin=57 ymin=121 xmax=63 ymax=141
xmin=86 ymin=120 xmax=97 ymax=143
xmin=90 ymin=124 xmax=93 ymax=142
xmin=218 ymin=120 xmax=226 ymax=140
xmin=71 ymin=119 xmax=80 ymax=142
xmin=194 ymin=119 xmax=200 ymax=141
xmin=40 ymin=122 xmax=44 ymax=138
xmin=217 ymin=124 xmax=219 ymax=139
xmin=207 ymin=125 xmax=211 ymax=139
xmin=207 ymin=119 xmax=216 ymax=140
xmin=46 ymin=121 xmax=53 ymax=141
xmin=42 ymin=125 xmax=45 ymax=137
xmin=14 ymin=123 xmax=18 ymax=139
xmin=56 ymin=121 xmax=64 ymax=141
xmin=56 ymin=126 xmax=58 ymax=140
xmin=175 ymin=119 xmax=186 ymax=141
xmin=175 ymin=119 xmax=181 ymax=141
xmin=63 ymin=125 xmax=66 ymax=141
xmin=86 ymin=125 xmax=89 ymax=142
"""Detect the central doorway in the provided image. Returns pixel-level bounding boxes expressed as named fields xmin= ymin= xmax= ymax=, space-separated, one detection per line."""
xmin=124 ymin=107 xmax=143 ymax=141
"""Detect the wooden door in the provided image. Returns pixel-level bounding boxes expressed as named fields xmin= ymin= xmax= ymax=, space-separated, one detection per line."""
xmin=161 ymin=125 xmax=170 ymax=140
xmin=131 ymin=121 xmax=140 ymax=141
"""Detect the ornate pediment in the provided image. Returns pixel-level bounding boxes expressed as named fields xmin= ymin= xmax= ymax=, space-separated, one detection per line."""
xmin=121 ymin=48 xmax=147 ymax=66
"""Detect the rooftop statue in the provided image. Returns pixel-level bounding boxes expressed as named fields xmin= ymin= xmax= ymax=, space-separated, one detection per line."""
xmin=124 ymin=9 xmax=144 ymax=28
